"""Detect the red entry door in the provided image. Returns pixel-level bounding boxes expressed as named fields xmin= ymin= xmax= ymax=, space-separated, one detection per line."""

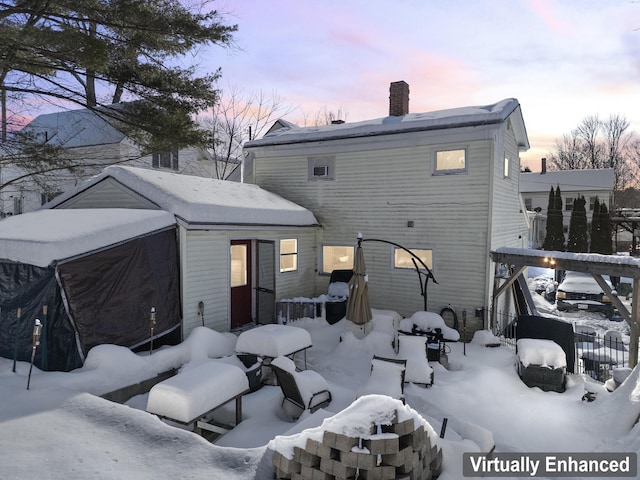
xmin=230 ymin=240 xmax=253 ymax=329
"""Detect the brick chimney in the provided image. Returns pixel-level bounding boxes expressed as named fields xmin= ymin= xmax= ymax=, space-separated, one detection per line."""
xmin=389 ymin=81 xmax=409 ymax=116
xmin=541 ymin=157 xmax=547 ymax=174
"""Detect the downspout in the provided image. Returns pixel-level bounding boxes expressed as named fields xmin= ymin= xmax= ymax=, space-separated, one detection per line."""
xmin=485 ymin=127 xmax=498 ymax=329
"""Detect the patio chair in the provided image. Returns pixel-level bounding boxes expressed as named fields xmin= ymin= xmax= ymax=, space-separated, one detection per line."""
xmin=397 ymin=335 xmax=434 ymax=387
xmin=357 ymin=355 xmax=407 ymax=403
xmin=270 ymin=356 xmax=332 ymax=419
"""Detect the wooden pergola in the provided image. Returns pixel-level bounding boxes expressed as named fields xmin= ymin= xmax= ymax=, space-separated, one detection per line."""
xmin=489 ymin=247 xmax=640 ymax=367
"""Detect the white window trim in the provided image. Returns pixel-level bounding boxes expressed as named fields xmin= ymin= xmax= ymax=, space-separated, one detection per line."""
xmin=320 ymin=245 xmax=354 ymax=275
xmin=279 ymin=239 xmax=298 ymax=273
xmin=392 ymin=247 xmax=433 ymax=271
xmin=433 ymin=147 xmax=468 ymax=175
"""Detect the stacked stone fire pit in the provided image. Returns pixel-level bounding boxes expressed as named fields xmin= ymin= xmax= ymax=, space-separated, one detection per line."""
xmin=270 ymin=395 xmax=443 ymax=480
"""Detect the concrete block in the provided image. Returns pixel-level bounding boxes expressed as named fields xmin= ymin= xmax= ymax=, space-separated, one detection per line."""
xmin=339 ymin=450 xmax=377 ymax=470
xmin=273 ymin=450 xmax=301 ymax=475
xmin=363 ymin=434 xmax=399 ymax=455
xmin=400 ymin=451 xmax=421 ymax=474
xmin=429 ymin=447 xmax=443 ymax=475
xmin=393 ymin=418 xmax=415 ymax=436
xmin=323 ymin=431 xmax=359 ymax=452
xmin=301 ymin=464 xmax=334 ymax=480
xmin=382 ymin=445 xmax=413 ymax=467
xmin=359 ymin=465 xmax=396 ymax=480
xmin=293 ymin=446 xmax=320 ymax=468
xmin=274 ymin=465 xmax=292 ymax=479
xmin=320 ymin=457 xmax=356 ymax=479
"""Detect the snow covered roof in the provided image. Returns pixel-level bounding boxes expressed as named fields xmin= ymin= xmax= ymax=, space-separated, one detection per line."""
xmin=520 ymin=169 xmax=615 ymax=194
xmin=0 ymin=209 xmax=176 ymax=267
xmin=47 ymin=166 xmax=319 ymax=227
xmin=491 ymin=247 xmax=640 ymax=278
xmin=246 ymin=98 xmax=529 ymax=149
xmin=19 ymin=107 xmax=126 ymax=148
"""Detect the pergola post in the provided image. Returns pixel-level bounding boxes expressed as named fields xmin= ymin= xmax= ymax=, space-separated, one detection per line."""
xmin=631 ymin=278 xmax=640 ymax=368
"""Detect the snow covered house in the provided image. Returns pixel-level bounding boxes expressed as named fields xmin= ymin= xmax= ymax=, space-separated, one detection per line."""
xmin=520 ymin=162 xmax=615 ymax=246
xmin=0 ymin=208 xmax=179 ymax=371
xmin=243 ymin=82 xmax=530 ymax=332
xmin=45 ymin=166 xmax=320 ymax=339
xmin=0 ymin=106 xmax=227 ymax=216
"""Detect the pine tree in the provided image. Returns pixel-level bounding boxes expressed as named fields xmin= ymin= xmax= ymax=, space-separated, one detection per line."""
xmin=589 ymin=197 xmax=601 ymax=253
xmin=542 ymin=186 xmax=556 ymax=250
xmin=542 ymin=186 xmax=565 ymax=251
xmin=599 ymin=203 xmax=613 ymax=254
xmin=567 ymin=195 xmax=588 ymax=252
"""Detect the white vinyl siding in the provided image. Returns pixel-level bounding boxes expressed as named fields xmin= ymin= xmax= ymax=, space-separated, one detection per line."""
xmin=250 ymin=127 xmax=497 ymax=318
xmin=180 ymin=228 xmax=317 ymax=337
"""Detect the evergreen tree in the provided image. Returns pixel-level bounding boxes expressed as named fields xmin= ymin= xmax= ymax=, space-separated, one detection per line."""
xmin=553 ymin=186 xmax=565 ymax=251
xmin=599 ymin=203 xmax=613 ymax=254
xmin=567 ymin=195 xmax=589 ymax=252
xmin=589 ymin=196 xmax=601 ymax=253
xmin=543 ymin=186 xmax=565 ymax=251
xmin=542 ymin=186 xmax=556 ymax=250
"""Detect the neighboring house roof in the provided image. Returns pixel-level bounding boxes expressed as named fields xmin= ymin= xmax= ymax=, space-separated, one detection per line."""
xmin=45 ymin=166 xmax=319 ymax=227
xmin=0 ymin=209 xmax=176 ymax=267
xmin=19 ymin=107 xmax=127 ymax=148
xmin=246 ymin=98 xmax=529 ymax=150
xmin=520 ymin=169 xmax=615 ymax=194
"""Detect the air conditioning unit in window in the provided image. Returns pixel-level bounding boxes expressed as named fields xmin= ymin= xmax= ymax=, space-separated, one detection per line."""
xmin=313 ymin=165 xmax=329 ymax=177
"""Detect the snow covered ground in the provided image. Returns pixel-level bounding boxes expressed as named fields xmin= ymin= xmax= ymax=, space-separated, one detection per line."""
xmin=2 ymin=307 xmax=640 ymax=479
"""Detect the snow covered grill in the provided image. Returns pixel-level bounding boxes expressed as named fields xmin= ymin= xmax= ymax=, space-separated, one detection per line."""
xmin=146 ymin=361 xmax=249 ymax=438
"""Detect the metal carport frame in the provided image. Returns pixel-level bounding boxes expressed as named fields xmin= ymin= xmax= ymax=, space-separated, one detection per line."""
xmin=489 ymin=247 xmax=640 ymax=368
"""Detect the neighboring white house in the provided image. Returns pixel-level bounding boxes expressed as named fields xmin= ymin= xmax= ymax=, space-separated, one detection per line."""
xmin=243 ymin=82 xmax=531 ymax=333
xmin=44 ymin=166 xmax=320 ymax=338
xmin=520 ymin=162 xmax=615 ymax=246
xmin=0 ymin=106 xmax=232 ymax=216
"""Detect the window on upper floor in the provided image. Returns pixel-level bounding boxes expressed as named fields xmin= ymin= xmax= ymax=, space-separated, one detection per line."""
xmin=524 ymin=198 xmax=532 ymax=211
xmin=321 ymin=245 xmax=354 ymax=274
xmin=308 ymin=156 xmax=335 ymax=181
xmin=152 ymin=150 xmax=179 ymax=171
xmin=393 ymin=248 xmax=433 ymax=271
xmin=280 ymin=239 xmax=298 ymax=273
xmin=565 ymin=197 xmax=574 ymax=211
xmin=434 ymin=148 xmax=466 ymax=174
xmin=589 ymin=197 xmax=597 ymax=211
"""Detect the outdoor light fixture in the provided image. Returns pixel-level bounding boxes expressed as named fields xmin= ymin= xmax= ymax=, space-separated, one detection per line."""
xmin=27 ymin=319 xmax=42 ymax=390
xmin=149 ymin=307 xmax=156 ymax=355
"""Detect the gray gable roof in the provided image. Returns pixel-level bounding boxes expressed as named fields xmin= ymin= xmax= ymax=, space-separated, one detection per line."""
xmin=520 ymin=169 xmax=615 ymax=194
xmin=246 ymin=98 xmax=529 ymax=150
xmin=46 ymin=166 xmax=319 ymax=227
xmin=20 ymin=107 xmax=127 ymax=148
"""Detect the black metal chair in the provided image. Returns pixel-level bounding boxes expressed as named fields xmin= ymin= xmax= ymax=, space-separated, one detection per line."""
xmin=270 ymin=357 xmax=332 ymax=418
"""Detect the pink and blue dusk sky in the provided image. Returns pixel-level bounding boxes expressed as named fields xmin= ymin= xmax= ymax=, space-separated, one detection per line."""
xmin=208 ymin=0 xmax=640 ymax=171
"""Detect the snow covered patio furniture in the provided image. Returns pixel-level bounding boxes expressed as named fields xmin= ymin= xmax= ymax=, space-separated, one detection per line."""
xmin=357 ymin=356 xmax=407 ymax=402
xmin=270 ymin=356 xmax=332 ymax=419
xmin=146 ymin=361 xmax=250 ymax=439
xmin=235 ymin=324 xmax=313 ymax=383
xmin=516 ymin=338 xmax=567 ymax=393
xmin=397 ymin=335 xmax=434 ymax=387
xmin=275 ymin=269 xmax=352 ymax=324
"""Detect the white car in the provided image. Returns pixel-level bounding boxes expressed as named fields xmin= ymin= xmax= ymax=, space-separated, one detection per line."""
xmin=555 ymin=271 xmax=615 ymax=318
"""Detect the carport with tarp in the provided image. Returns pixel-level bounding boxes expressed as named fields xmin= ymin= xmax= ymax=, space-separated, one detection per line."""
xmin=489 ymin=247 xmax=640 ymax=367
xmin=0 ymin=209 xmax=180 ymax=371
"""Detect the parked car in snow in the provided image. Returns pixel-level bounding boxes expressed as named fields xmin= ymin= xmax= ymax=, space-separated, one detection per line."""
xmin=555 ymin=271 xmax=615 ymax=318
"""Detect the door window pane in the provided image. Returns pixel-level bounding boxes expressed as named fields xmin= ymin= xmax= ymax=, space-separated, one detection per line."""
xmin=230 ymin=245 xmax=247 ymax=287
